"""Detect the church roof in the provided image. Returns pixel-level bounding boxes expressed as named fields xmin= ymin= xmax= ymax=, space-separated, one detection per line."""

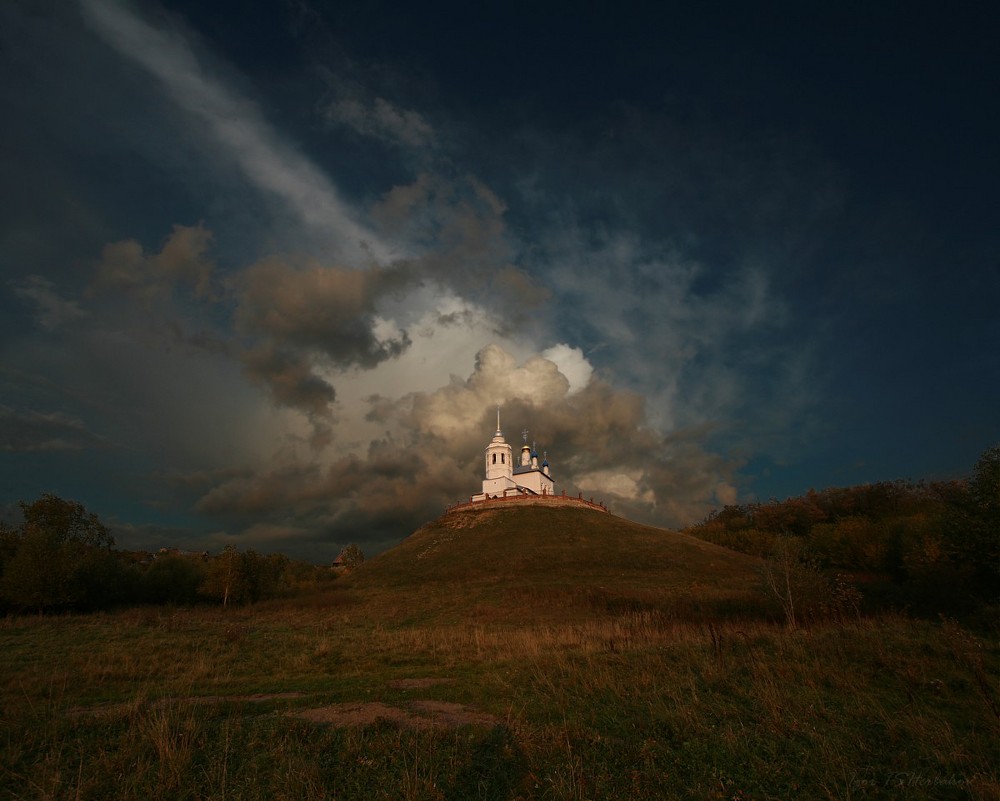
xmin=513 ymin=465 xmax=549 ymax=476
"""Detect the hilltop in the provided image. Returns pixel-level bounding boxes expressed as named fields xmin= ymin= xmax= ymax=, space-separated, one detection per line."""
xmin=338 ymin=504 xmax=765 ymax=624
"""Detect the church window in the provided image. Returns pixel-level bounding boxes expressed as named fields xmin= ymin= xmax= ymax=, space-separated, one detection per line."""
xmin=492 ymin=454 xmax=496 ymax=464
xmin=501 ymin=453 xmax=505 ymax=463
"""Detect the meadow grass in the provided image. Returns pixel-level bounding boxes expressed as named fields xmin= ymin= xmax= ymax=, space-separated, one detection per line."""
xmin=1 ymin=505 xmax=997 ymax=799
xmin=1 ymin=604 xmax=996 ymax=800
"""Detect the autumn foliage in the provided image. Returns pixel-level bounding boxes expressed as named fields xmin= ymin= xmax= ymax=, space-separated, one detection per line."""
xmin=685 ymin=445 xmax=1000 ymax=617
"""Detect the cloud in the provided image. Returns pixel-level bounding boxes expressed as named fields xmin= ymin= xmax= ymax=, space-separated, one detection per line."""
xmin=541 ymin=343 xmax=593 ymax=395
xmin=240 ymin=344 xmax=337 ymax=420
xmin=80 ymin=0 xmax=391 ymax=264
xmin=235 ymin=257 xmax=412 ymax=367
xmin=0 ymin=405 xmax=107 ymax=452
xmin=232 ymin=256 xmax=416 ymax=420
xmin=11 ymin=276 xmax=88 ymax=331
xmin=84 ymin=222 xmax=419 ymax=424
xmin=187 ymin=343 xmax=738 ymax=555
xmin=323 ymin=96 xmax=435 ymax=150
xmin=92 ymin=223 xmax=216 ymax=303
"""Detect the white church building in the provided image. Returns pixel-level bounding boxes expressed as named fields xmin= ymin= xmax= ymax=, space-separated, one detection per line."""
xmin=471 ymin=410 xmax=555 ymax=502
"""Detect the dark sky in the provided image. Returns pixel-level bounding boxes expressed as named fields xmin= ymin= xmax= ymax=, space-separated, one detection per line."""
xmin=1 ymin=0 xmax=997 ymax=560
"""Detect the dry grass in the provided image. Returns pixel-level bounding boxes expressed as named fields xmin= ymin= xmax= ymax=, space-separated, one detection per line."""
xmin=3 ymin=607 xmax=996 ymax=800
xmin=1 ymin=504 xmax=997 ymax=799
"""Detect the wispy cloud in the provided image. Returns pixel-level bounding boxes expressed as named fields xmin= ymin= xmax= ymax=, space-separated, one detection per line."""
xmin=11 ymin=276 xmax=88 ymax=331
xmin=79 ymin=0 xmax=392 ymax=264
xmin=0 ymin=405 xmax=106 ymax=452
xmin=323 ymin=96 xmax=435 ymax=150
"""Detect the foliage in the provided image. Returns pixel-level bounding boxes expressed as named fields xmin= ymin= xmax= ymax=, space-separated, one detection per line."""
xmin=0 ymin=495 xmax=333 ymax=614
xmin=686 ymin=445 xmax=1000 ymax=617
xmin=199 ymin=546 xmax=289 ymax=607
xmin=140 ymin=554 xmax=207 ymax=605
xmin=20 ymin=492 xmax=115 ymax=549
xmin=0 ymin=494 xmax=119 ymax=612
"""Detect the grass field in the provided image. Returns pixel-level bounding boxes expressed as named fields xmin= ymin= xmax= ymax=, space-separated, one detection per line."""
xmin=1 ymin=506 xmax=997 ymax=800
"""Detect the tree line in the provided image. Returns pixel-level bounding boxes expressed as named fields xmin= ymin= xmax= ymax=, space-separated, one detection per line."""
xmin=0 ymin=494 xmax=362 ymax=614
xmin=685 ymin=445 xmax=999 ymax=620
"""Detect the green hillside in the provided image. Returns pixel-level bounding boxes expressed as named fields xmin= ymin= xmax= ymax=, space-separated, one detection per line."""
xmin=339 ymin=504 xmax=765 ymax=624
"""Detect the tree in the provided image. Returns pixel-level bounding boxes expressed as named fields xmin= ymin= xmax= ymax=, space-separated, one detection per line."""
xmin=198 ymin=546 xmax=290 ymax=606
xmin=0 ymin=522 xmax=20 ymax=576
xmin=948 ymin=445 xmax=1000 ymax=599
xmin=759 ymin=537 xmax=831 ymax=629
xmin=237 ymin=549 xmax=287 ymax=603
xmin=19 ymin=493 xmax=114 ymax=550
xmin=0 ymin=494 xmax=115 ymax=612
xmin=140 ymin=554 xmax=206 ymax=605
xmin=200 ymin=545 xmax=242 ymax=607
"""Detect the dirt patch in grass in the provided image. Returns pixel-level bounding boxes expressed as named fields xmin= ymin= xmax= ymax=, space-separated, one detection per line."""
xmin=293 ymin=699 xmax=498 ymax=730
xmin=409 ymin=699 xmax=499 ymax=727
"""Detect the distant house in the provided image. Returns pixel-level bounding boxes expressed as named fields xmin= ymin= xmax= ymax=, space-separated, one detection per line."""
xmin=331 ymin=545 xmax=364 ymax=573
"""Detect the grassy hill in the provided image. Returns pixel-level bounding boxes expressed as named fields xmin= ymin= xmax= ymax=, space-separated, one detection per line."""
xmin=339 ymin=504 xmax=766 ymax=624
xmin=1 ymin=503 xmax=997 ymax=800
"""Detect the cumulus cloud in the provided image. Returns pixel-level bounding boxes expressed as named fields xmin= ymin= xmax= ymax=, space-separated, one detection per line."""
xmin=85 ymin=222 xmax=420 ymax=424
xmin=232 ymin=256 xmax=416 ymax=421
xmin=188 ymin=343 xmax=738 ymax=555
xmin=240 ymin=344 xmax=337 ymax=419
xmin=541 ymin=343 xmax=593 ymax=395
xmin=92 ymin=223 xmax=216 ymax=302
xmin=235 ymin=257 xmax=412 ymax=367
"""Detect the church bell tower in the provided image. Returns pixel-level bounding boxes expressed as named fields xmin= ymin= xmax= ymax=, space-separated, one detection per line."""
xmin=484 ymin=407 xmax=513 ymax=481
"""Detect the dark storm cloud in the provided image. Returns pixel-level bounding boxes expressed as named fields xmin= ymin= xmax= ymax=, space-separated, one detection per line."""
xmin=189 ymin=436 xmax=469 ymax=555
xmin=370 ymin=172 xmax=550 ymax=332
xmin=0 ymin=405 xmax=107 ymax=453
xmin=83 ymin=222 xmax=418 ymax=422
xmin=231 ymin=256 xmax=417 ymax=419
xmin=235 ymin=257 xmax=412 ymax=366
xmin=239 ymin=345 xmax=337 ymax=419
